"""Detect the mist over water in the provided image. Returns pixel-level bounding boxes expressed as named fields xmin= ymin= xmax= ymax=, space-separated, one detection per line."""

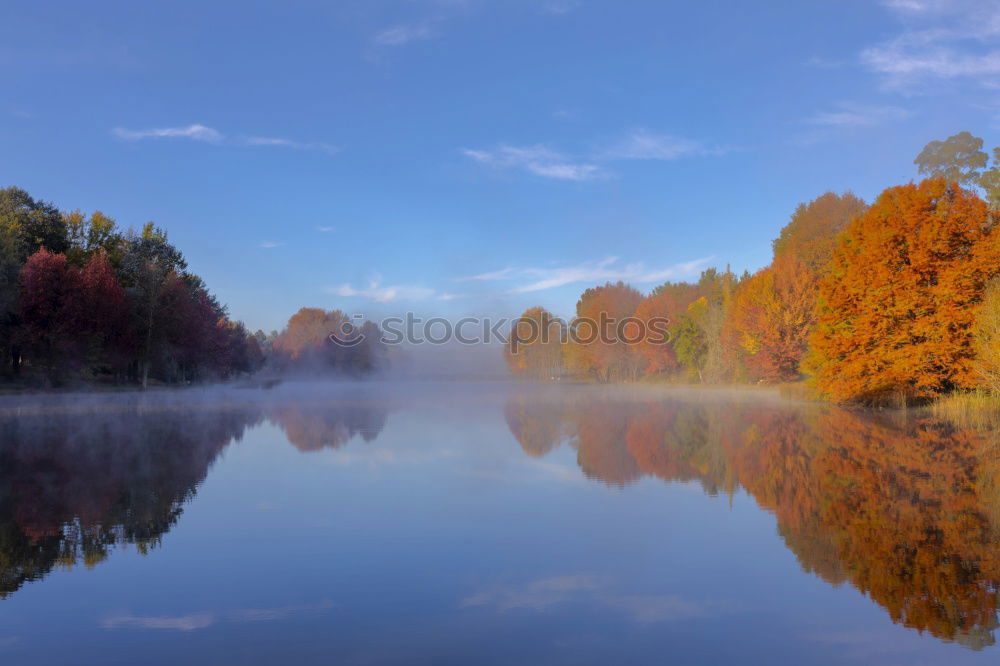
xmin=0 ymin=381 xmax=998 ymax=663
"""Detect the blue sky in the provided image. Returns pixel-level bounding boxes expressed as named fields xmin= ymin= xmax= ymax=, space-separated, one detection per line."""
xmin=2 ymin=0 xmax=998 ymax=332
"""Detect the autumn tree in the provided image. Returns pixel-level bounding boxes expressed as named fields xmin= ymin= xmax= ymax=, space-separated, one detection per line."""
xmin=772 ymin=191 xmax=867 ymax=270
xmin=64 ymin=210 xmax=124 ymax=266
xmin=809 ymin=179 xmax=999 ymax=403
xmin=272 ymin=307 xmax=385 ymax=376
xmin=15 ymin=249 xmax=81 ymax=383
xmin=725 ymin=192 xmax=866 ymax=382
xmin=504 ymin=306 xmax=565 ymax=379
xmin=724 ymin=257 xmax=816 ymax=382
xmin=0 ymin=187 xmax=68 ymax=261
xmin=565 ymin=281 xmax=643 ymax=382
xmin=0 ymin=187 xmax=69 ymax=375
xmin=74 ymin=249 xmax=131 ymax=374
xmin=635 ymin=285 xmax=690 ymax=375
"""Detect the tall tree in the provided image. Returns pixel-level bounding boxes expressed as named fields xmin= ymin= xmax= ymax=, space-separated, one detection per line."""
xmin=505 ymin=307 xmax=565 ymax=379
xmin=809 ymin=179 xmax=999 ymax=403
xmin=64 ymin=210 xmax=124 ymax=266
xmin=723 ymin=256 xmax=814 ymax=382
xmin=0 ymin=187 xmax=68 ymax=261
xmin=772 ymin=191 xmax=867 ymax=271
xmin=119 ymin=223 xmax=187 ymax=388
xmin=915 ymin=131 xmax=1000 ymax=208
xmin=726 ymin=192 xmax=866 ymax=382
xmin=0 ymin=187 xmax=69 ymax=375
xmin=74 ymin=249 xmax=131 ymax=375
xmin=15 ymin=249 xmax=81 ymax=383
xmin=914 ymin=131 xmax=989 ymax=187
xmin=566 ymin=281 xmax=643 ymax=382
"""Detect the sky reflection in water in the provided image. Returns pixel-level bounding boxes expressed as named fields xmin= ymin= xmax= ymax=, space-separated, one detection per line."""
xmin=0 ymin=382 xmax=998 ymax=665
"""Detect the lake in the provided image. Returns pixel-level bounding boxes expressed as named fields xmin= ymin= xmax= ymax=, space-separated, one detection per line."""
xmin=0 ymin=381 xmax=998 ymax=665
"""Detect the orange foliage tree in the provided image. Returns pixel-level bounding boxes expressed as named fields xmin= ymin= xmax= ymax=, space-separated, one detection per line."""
xmin=724 ymin=256 xmax=814 ymax=381
xmin=772 ymin=191 xmax=867 ymax=270
xmin=810 ymin=179 xmax=998 ymax=403
xmin=504 ymin=306 xmax=565 ymax=379
xmin=725 ymin=191 xmax=866 ymax=382
xmin=565 ymin=281 xmax=643 ymax=382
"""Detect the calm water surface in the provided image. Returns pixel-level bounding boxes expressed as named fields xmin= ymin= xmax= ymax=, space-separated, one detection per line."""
xmin=1 ymin=381 xmax=999 ymax=665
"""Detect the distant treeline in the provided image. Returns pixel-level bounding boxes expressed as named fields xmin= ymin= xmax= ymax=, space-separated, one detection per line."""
xmin=505 ymin=131 xmax=1000 ymax=405
xmin=0 ymin=188 xmax=386 ymax=387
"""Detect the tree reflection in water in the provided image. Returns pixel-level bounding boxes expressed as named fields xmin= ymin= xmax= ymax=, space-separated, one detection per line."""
xmin=504 ymin=387 xmax=1000 ymax=649
xmin=0 ymin=392 xmax=390 ymax=600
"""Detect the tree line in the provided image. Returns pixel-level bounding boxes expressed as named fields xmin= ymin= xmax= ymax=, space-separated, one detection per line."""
xmin=505 ymin=131 xmax=1000 ymax=404
xmin=0 ymin=187 xmax=386 ymax=388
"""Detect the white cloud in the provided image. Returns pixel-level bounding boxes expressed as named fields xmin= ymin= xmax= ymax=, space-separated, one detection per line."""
xmin=112 ymin=124 xmax=223 ymax=143
xmin=459 ymin=256 xmax=712 ymax=293
xmin=864 ymin=1 xmax=1000 ymax=87
xmin=244 ymin=136 xmax=339 ymax=155
xmin=806 ymin=102 xmax=911 ymax=127
xmin=260 ymin=241 xmax=283 ymax=249
xmin=464 ymin=131 xmax=720 ymax=181
xmin=112 ymin=125 xmax=337 ymax=155
xmin=316 ymin=226 xmax=336 ymax=233
xmin=458 ymin=267 xmax=518 ymax=282
xmin=462 ymin=145 xmax=605 ymax=181
xmin=330 ymin=277 xmax=436 ymax=303
xmin=374 ymin=23 xmax=433 ymax=46
xmin=603 ymin=130 xmax=715 ymax=160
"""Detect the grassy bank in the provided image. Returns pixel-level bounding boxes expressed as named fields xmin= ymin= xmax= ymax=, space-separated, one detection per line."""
xmin=928 ymin=390 xmax=1000 ymax=430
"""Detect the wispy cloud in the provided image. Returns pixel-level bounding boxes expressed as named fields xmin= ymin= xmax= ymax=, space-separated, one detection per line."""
xmin=463 ymin=130 xmax=720 ymax=181
xmin=541 ymin=0 xmax=580 ymax=15
xmin=111 ymin=125 xmax=337 ymax=154
xmin=374 ymin=23 xmax=433 ymax=46
xmin=316 ymin=226 xmax=336 ymax=233
xmin=458 ymin=267 xmax=518 ymax=282
xmin=259 ymin=241 xmax=284 ymax=249
xmin=112 ymin=124 xmax=223 ymax=143
xmin=245 ymin=136 xmax=339 ymax=155
xmin=863 ymin=0 xmax=1000 ymax=88
xmin=462 ymin=145 xmax=605 ymax=181
xmin=602 ymin=130 xmax=719 ymax=160
xmin=459 ymin=256 xmax=712 ymax=293
xmin=329 ymin=276 xmax=436 ymax=303
xmin=805 ymin=102 xmax=911 ymax=127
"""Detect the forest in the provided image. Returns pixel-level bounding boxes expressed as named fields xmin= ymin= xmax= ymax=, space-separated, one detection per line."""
xmin=0 ymin=189 xmax=384 ymax=388
xmin=505 ymin=131 xmax=1000 ymax=405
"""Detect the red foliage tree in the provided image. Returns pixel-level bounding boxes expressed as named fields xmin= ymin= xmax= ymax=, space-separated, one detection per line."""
xmin=16 ymin=249 xmax=81 ymax=381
